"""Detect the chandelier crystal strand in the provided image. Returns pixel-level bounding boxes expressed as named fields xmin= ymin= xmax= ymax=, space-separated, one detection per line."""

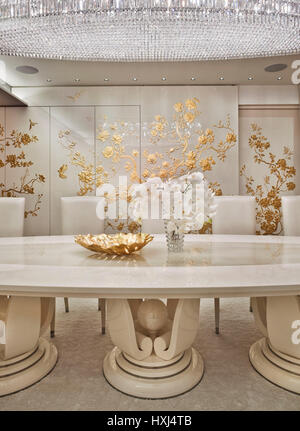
xmin=0 ymin=1 xmax=299 ymax=61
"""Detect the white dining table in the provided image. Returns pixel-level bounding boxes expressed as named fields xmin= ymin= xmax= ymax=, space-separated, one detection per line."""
xmin=0 ymin=234 xmax=299 ymax=398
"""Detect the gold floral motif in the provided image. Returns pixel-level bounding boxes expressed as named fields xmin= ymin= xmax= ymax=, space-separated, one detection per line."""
xmin=103 ymin=146 xmax=114 ymax=158
xmin=185 ymin=98 xmax=198 ymax=110
xmin=174 ymin=103 xmax=184 ymax=113
xmin=209 ymin=181 xmax=223 ymax=196
xmin=112 ymin=134 xmax=123 ymax=145
xmin=58 ymin=164 xmax=68 ymax=179
xmin=66 ymin=91 xmax=84 ymax=102
xmin=97 ymin=130 xmax=110 ymax=142
xmin=240 ymin=123 xmax=296 ymax=235
xmin=0 ymin=119 xmax=45 ymax=218
xmin=183 ymin=112 xmax=195 ymax=123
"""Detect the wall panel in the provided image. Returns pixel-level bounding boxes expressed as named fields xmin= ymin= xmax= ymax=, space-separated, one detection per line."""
xmin=239 ymin=107 xmax=300 ymax=235
xmin=5 ymin=107 xmax=50 ymax=235
xmin=50 ymin=107 xmax=95 ymax=234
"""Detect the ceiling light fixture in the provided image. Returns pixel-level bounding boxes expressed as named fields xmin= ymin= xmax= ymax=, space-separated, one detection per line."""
xmin=161 ymin=77 xmax=167 ymax=81
xmin=277 ymin=76 xmax=283 ymax=80
xmin=104 ymin=78 xmax=110 ymax=81
xmin=248 ymin=76 xmax=254 ymax=81
xmin=1 ymin=1 xmax=299 ymax=61
xmin=264 ymin=63 xmax=288 ymax=73
xmin=16 ymin=65 xmax=39 ymax=74
xmin=132 ymin=77 xmax=137 ymax=81
xmin=74 ymin=78 xmax=80 ymax=82
xmin=191 ymin=77 xmax=196 ymax=81
xmin=46 ymin=78 xmax=52 ymax=82
xmin=219 ymin=76 xmax=225 ymax=81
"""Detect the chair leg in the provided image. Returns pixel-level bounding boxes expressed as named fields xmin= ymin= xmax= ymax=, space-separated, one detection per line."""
xmin=249 ymin=297 xmax=253 ymax=312
xmin=99 ymin=299 xmax=106 ymax=335
xmin=98 ymin=298 xmax=101 ymax=311
xmin=50 ymin=299 xmax=56 ymax=338
xmin=64 ymin=297 xmax=69 ymax=313
xmin=214 ymin=297 xmax=220 ymax=335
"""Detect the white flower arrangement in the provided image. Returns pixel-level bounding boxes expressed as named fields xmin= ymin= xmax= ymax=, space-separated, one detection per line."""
xmin=128 ymin=171 xmax=217 ymax=234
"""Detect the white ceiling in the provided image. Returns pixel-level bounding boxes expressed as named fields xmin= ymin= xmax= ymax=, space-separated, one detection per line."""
xmin=0 ymin=54 xmax=299 ymax=87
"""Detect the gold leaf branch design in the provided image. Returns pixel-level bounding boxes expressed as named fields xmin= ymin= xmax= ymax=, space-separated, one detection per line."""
xmin=240 ymin=123 xmax=296 ymax=235
xmin=58 ymin=129 xmax=110 ymax=196
xmin=58 ymin=99 xmax=237 ymax=232
xmin=0 ymin=120 xmax=45 ymax=218
xmin=141 ymin=99 xmax=237 ymax=184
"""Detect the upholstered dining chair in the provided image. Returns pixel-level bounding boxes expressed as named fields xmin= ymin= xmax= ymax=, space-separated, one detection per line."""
xmin=282 ymin=196 xmax=300 ymax=236
xmin=0 ymin=197 xmax=25 ymax=237
xmin=212 ymin=196 xmax=256 ymax=334
xmin=50 ymin=196 xmax=106 ymax=337
xmin=142 ymin=219 xmax=164 ymax=234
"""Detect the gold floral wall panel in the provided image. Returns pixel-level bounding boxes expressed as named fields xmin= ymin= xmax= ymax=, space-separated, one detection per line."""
xmin=95 ymin=106 xmax=140 ymax=233
xmin=3 ymin=86 xmax=239 ymax=236
xmin=140 ymin=87 xmax=239 ymax=195
xmin=239 ymin=108 xmax=299 ymax=235
xmin=50 ymin=107 xmax=94 ymax=234
xmin=4 ymin=107 xmax=50 ymax=236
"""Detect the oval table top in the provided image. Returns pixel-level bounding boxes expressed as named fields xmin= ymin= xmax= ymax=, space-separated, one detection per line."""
xmin=0 ymin=234 xmax=300 ymax=298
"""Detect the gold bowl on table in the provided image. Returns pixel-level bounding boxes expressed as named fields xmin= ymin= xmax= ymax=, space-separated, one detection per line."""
xmin=74 ymin=233 xmax=153 ymax=256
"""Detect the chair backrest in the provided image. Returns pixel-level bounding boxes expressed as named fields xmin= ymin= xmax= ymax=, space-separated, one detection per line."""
xmin=0 ymin=197 xmax=25 ymax=237
xmin=142 ymin=219 xmax=165 ymax=234
xmin=212 ymin=196 xmax=256 ymax=235
xmin=61 ymin=196 xmax=105 ymax=235
xmin=281 ymin=196 xmax=300 ymax=236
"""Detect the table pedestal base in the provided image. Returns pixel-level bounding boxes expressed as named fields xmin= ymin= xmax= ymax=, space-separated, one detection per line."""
xmin=0 ymin=337 xmax=58 ymax=396
xmin=103 ymin=346 xmax=204 ymax=399
xmin=249 ymin=338 xmax=300 ymax=394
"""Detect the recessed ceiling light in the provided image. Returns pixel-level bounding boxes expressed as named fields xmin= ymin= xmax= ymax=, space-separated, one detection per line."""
xmin=248 ymin=76 xmax=254 ymax=80
xmin=219 ymin=76 xmax=224 ymax=81
xmin=161 ymin=77 xmax=167 ymax=81
xmin=46 ymin=78 xmax=52 ymax=82
xmin=16 ymin=65 xmax=39 ymax=74
xmin=264 ymin=63 xmax=287 ymax=73
xmin=191 ymin=77 xmax=196 ymax=81
xmin=132 ymin=77 xmax=137 ymax=81
xmin=277 ymin=76 xmax=283 ymax=80
xmin=104 ymin=77 xmax=110 ymax=81
xmin=74 ymin=78 xmax=80 ymax=82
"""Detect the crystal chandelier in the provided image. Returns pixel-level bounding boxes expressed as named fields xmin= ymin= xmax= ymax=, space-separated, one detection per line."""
xmin=0 ymin=1 xmax=299 ymax=61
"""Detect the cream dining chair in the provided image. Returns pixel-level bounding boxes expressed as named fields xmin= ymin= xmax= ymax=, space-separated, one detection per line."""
xmin=0 ymin=197 xmax=25 ymax=237
xmin=212 ymin=196 xmax=256 ymax=334
xmin=282 ymin=196 xmax=300 ymax=236
xmin=50 ymin=196 xmax=106 ymax=337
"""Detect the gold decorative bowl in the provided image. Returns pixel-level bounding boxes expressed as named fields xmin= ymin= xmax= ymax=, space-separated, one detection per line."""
xmin=75 ymin=233 xmax=154 ymax=255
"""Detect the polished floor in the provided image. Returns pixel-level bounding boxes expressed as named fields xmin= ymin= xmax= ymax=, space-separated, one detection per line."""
xmin=0 ymin=297 xmax=299 ymax=411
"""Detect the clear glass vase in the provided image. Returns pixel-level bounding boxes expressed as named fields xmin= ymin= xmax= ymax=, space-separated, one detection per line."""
xmin=164 ymin=220 xmax=184 ymax=253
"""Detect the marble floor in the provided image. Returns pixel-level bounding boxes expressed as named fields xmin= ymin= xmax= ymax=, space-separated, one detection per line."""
xmin=0 ymin=297 xmax=299 ymax=411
